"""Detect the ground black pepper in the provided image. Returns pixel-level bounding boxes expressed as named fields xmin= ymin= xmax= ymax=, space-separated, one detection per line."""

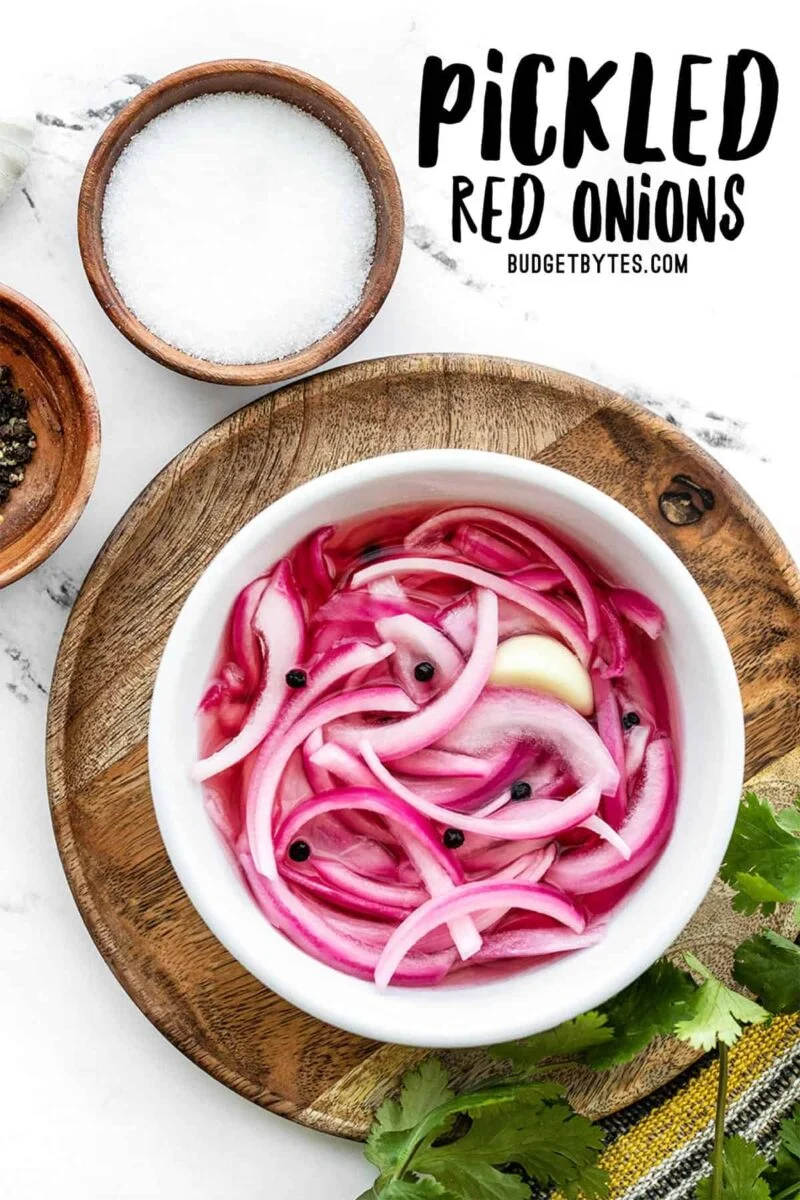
xmin=0 ymin=365 xmax=36 ymax=515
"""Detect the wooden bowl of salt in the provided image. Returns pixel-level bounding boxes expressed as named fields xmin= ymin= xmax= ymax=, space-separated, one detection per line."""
xmin=78 ymin=60 xmax=404 ymax=387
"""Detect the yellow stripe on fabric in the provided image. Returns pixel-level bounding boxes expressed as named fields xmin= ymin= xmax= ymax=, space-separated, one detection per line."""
xmin=554 ymin=1014 xmax=800 ymax=1200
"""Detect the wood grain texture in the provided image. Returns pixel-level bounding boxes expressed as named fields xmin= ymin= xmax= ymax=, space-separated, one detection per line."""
xmin=77 ymin=59 xmax=404 ymax=386
xmin=46 ymin=355 xmax=800 ymax=1138
xmin=0 ymin=285 xmax=100 ymax=587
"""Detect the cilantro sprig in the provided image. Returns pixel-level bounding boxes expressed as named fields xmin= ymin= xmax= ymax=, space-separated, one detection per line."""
xmin=720 ymin=792 xmax=800 ymax=918
xmin=734 ymin=931 xmax=800 ymax=1013
xmin=359 ymin=791 xmax=800 ymax=1200
xmin=766 ymin=1106 xmax=800 ymax=1200
xmin=363 ymin=1053 xmax=607 ymax=1200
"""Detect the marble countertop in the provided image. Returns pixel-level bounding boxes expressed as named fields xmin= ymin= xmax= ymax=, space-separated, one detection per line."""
xmin=1 ymin=2 xmax=796 ymax=1196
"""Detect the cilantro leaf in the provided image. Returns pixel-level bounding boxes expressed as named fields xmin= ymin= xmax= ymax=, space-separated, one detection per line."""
xmin=585 ymin=959 xmax=698 ymax=1068
xmin=674 ymin=953 xmax=768 ymax=1051
xmin=411 ymin=1161 xmax=529 ymax=1200
xmin=414 ymin=1096 xmax=607 ymax=1200
xmin=695 ymin=1136 xmax=771 ymax=1200
xmin=765 ymin=1105 xmax=800 ymax=1198
xmin=380 ymin=1179 xmax=457 ymax=1200
xmin=780 ymin=1107 xmax=800 ymax=1159
xmin=721 ymin=792 xmax=800 ymax=916
xmin=375 ymin=1060 xmax=455 ymax=1133
xmin=366 ymin=1061 xmax=454 ymax=1172
xmin=777 ymin=798 xmax=800 ymax=835
xmin=370 ymin=1082 xmax=559 ymax=1191
xmin=489 ymin=1012 xmax=613 ymax=1072
xmin=734 ymin=930 xmax=800 ymax=1013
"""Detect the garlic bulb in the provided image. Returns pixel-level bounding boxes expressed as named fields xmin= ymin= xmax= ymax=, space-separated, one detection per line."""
xmin=0 ymin=119 xmax=35 ymax=209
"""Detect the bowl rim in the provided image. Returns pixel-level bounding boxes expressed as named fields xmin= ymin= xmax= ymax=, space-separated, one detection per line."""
xmin=149 ymin=448 xmax=745 ymax=1047
xmin=0 ymin=284 xmax=100 ymax=588
xmin=77 ymin=58 xmax=405 ymax=386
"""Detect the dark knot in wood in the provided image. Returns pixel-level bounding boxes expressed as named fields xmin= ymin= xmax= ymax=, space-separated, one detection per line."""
xmin=659 ymin=474 xmax=715 ymax=526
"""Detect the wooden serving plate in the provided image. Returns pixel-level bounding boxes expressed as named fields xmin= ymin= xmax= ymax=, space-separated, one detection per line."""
xmin=46 ymin=355 xmax=800 ymax=1139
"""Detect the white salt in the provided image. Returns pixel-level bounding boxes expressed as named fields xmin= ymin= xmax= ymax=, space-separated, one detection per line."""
xmin=101 ymin=92 xmax=377 ymax=365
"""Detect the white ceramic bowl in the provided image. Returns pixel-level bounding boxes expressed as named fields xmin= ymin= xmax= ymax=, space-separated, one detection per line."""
xmin=149 ymin=449 xmax=744 ymax=1048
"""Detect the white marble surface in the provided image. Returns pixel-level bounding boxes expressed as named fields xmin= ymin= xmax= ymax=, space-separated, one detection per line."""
xmin=1 ymin=2 xmax=797 ymax=1196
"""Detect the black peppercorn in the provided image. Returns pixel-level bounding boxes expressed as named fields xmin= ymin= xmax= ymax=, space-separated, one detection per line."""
xmin=285 ymin=669 xmax=307 ymax=689
xmin=0 ymin=365 xmax=36 ymax=512
xmin=622 ymin=711 xmax=640 ymax=730
xmin=414 ymin=661 xmax=436 ymax=683
xmin=443 ymin=828 xmax=465 ymax=849
xmin=288 ymin=840 xmax=311 ymax=862
xmin=510 ymin=781 xmax=532 ymax=801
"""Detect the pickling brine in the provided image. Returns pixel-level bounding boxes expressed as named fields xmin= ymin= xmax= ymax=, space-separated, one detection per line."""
xmin=194 ymin=503 xmax=676 ymax=987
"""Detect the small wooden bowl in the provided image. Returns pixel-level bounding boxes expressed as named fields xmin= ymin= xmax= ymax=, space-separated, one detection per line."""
xmin=0 ymin=286 xmax=100 ymax=587
xmin=78 ymin=60 xmax=405 ymax=386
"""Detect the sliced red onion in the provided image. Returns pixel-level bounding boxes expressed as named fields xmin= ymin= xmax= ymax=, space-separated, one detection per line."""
xmin=337 ymin=589 xmax=498 ymax=761
xmin=440 ymin=846 xmax=560 ymax=944
xmin=415 ymin=847 xmax=557 ymax=953
xmin=610 ymin=587 xmax=666 ymax=638
xmin=509 ymin=565 xmax=566 ymax=591
xmin=199 ymin=662 xmax=249 ymax=713
xmin=497 ymin=600 xmax=549 ymax=642
xmin=309 ymin=902 xmax=394 ymax=948
xmin=214 ymin=697 xmax=248 ymax=737
xmin=392 ymin=748 xmax=492 ymax=780
xmin=462 ymin=836 xmax=550 ymax=866
xmin=198 ymin=503 xmax=675 ymax=989
xmin=241 ymin=857 xmax=455 ymax=985
xmin=314 ymin=737 xmax=480 ymax=809
xmin=451 ymin=524 xmax=529 ymax=572
xmin=308 ymin=811 xmax=399 ymax=868
xmin=274 ymin=786 xmax=482 ymax=959
xmin=274 ymin=786 xmax=464 ymax=893
xmin=302 ymin=729 xmax=333 ymax=794
xmin=303 ymin=526 xmax=335 ymax=601
xmin=405 ymin=507 xmax=601 ymax=643
xmin=473 ymin=790 xmax=514 ymax=817
xmin=204 ymin=785 xmax=237 ymax=843
xmin=546 ymin=738 xmax=675 ymax=895
xmin=374 ymin=880 xmax=585 ymax=987
xmin=596 ymin=598 xmax=630 ymax=679
xmin=248 ymin=688 xmax=416 ymax=878
xmin=207 ymin=639 xmax=396 ymax=798
xmin=438 ymin=594 xmax=476 ymax=654
xmin=470 ymin=924 xmax=604 ymax=963
xmin=230 ymin=576 xmax=269 ymax=691
xmin=360 ymin=742 xmax=602 ymax=841
xmin=353 ymin=557 xmax=590 ymax=663
xmin=313 ymin=858 xmax=426 ymax=910
xmin=309 ymin=740 xmax=377 ymax=787
xmin=313 ymin=589 xmax=431 ymax=629
xmin=284 ymin=865 xmax=413 ymax=921
xmin=376 ymin=613 xmax=464 ymax=703
xmin=594 ymin=673 xmax=628 ymax=827
xmin=440 ymin=688 xmax=619 ymax=796
xmin=581 ymin=815 xmax=631 ymax=859
xmin=193 ymin=561 xmax=306 ymax=782
xmin=492 ymin=844 xmax=557 ymax=883
xmin=625 ymin=722 xmax=652 ymax=779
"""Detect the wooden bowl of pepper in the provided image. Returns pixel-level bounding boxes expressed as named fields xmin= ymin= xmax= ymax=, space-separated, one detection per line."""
xmin=77 ymin=59 xmax=405 ymax=386
xmin=0 ymin=285 xmax=100 ymax=587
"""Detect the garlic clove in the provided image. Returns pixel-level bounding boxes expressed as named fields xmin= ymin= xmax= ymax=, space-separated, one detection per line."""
xmin=489 ymin=634 xmax=595 ymax=715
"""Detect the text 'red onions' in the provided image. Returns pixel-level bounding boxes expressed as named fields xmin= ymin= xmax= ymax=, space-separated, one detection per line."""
xmin=195 ymin=503 xmax=676 ymax=987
